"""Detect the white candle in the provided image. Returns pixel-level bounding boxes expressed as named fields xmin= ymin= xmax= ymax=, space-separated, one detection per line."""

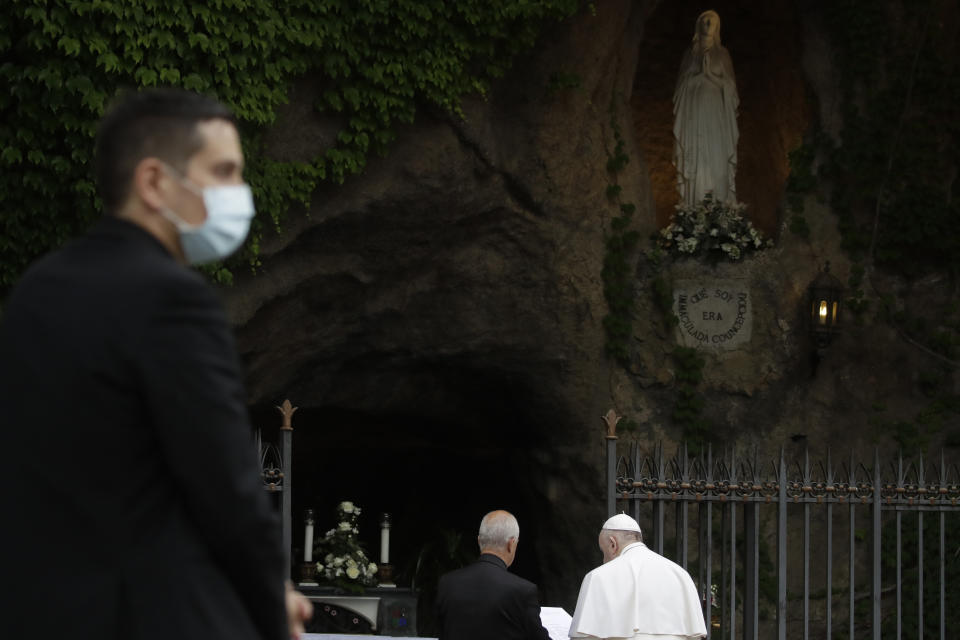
xmin=380 ymin=526 xmax=390 ymax=564
xmin=304 ymin=522 xmax=314 ymax=562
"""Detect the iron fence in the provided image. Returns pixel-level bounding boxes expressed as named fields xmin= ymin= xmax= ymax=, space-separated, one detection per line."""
xmin=607 ymin=439 xmax=960 ymax=639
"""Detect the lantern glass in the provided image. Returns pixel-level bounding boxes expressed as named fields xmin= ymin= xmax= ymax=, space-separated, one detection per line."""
xmin=808 ymin=261 xmax=844 ymax=347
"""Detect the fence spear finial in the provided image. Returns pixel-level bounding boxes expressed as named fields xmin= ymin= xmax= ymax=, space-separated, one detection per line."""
xmin=602 ymin=408 xmax=622 ymax=439
xmin=276 ymin=398 xmax=298 ymax=431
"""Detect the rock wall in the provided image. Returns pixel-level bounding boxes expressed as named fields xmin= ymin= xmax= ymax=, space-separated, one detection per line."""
xmin=224 ymin=0 xmax=656 ymax=609
xmin=621 ymin=1 xmax=960 ymax=472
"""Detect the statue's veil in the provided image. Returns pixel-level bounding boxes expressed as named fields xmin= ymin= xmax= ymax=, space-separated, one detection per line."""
xmin=691 ymin=10 xmax=722 ymax=50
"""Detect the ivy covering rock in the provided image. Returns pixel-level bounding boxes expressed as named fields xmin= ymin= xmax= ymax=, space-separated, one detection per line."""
xmin=0 ymin=0 xmax=581 ymax=296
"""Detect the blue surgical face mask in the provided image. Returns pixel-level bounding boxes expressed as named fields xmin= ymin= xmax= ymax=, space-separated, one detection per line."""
xmin=160 ymin=166 xmax=256 ymax=265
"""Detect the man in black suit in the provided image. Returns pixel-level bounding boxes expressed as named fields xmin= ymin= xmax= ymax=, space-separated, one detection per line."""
xmin=0 ymin=89 xmax=310 ymax=640
xmin=436 ymin=510 xmax=551 ymax=640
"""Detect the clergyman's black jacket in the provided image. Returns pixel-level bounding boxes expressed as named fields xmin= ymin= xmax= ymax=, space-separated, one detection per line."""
xmin=436 ymin=553 xmax=551 ymax=640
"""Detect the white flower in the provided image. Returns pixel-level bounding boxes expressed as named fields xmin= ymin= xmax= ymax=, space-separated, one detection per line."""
xmin=335 ymin=568 xmax=343 ymax=577
xmin=316 ymin=562 xmax=324 ymax=572
xmin=333 ymin=557 xmax=344 ymax=567
xmin=369 ymin=563 xmax=378 ymax=574
xmin=340 ymin=501 xmax=355 ymax=513
xmin=339 ymin=522 xmax=352 ymax=531
xmin=346 ymin=566 xmax=360 ymax=580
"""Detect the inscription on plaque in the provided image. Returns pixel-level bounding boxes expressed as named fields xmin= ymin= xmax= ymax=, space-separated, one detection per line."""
xmin=672 ymin=280 xmax=752 ymax=349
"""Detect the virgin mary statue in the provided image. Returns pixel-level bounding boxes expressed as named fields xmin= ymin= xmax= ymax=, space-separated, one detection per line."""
xmin=673 ymin=9 xmax=739 ymax=207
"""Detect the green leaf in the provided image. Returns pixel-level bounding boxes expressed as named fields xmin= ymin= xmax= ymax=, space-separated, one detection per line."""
xmin=57 ymin=36 xmax=82 ymax=57
xmin=2 ymin=147 xmax=23 ymax=164
xmin=159 ymin=67 xmax=181 ymax=84
xmin=134 ymin=67 xmax=158 ymax=86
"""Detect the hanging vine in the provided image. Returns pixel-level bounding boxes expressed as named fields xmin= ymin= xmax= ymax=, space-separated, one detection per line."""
xmin=785 ymin=0 xmax=960 ymax=445
xmin=601 ymin=107 xmax=640 ymax=363
xmin=817 ymin=0 xmax=959 ymax=279
xmin=789 ymin=1 xmax=960 ymax=372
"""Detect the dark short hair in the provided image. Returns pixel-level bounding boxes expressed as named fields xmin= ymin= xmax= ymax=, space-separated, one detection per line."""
xmin=94 ymin=88 xmax=236 ymax=215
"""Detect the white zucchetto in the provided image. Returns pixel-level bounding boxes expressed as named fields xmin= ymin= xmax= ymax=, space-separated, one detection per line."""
xmin=601 ymin=513 xmax=642 ymax=533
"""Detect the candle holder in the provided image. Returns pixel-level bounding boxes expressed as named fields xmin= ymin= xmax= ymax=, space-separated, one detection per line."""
xmin=299 ymin=561 xmax=318 ymax=586
xmin=378 ymin=562 xmax=396 ymax=588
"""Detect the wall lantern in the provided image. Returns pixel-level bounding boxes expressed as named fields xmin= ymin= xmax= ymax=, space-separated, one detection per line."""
xmin=808 ymin=261 xmax=844 ymax=350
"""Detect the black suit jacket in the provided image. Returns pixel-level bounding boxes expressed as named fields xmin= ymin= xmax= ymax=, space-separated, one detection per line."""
xmin=435 ymin=554 xmax=551 ymax=640
xmin=0 ymin=218 xmax=287 ymax=640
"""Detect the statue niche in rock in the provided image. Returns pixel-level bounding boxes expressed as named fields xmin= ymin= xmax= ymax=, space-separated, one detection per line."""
xmin=672 ymin=9 xmax=739 ymax=207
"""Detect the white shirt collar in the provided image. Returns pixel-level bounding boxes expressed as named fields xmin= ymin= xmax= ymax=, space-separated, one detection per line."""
xmin=618 ymin=541 xmax=646 ymax=557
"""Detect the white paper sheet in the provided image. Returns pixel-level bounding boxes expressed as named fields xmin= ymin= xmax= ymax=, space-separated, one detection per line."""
xmin=540 ymin=606 xmax=573 ymax=640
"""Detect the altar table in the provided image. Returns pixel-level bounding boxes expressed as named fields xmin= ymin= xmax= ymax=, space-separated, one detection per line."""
xmin=299 ymin=585 xmax=420 ymax=636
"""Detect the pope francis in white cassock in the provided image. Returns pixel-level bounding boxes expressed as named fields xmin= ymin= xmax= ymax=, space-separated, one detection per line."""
xmin=568 ymin=514 xmax=706 ymax=640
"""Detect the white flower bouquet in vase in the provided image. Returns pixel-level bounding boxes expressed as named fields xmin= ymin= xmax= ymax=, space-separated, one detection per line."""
xmin=658 ymin=192 xmax=771 ymax=262
xmin=313 ymin=501 xmax=378 ymax=593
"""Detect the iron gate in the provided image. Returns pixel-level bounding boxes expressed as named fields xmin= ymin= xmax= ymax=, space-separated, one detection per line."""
xmin=607 ymin=438 xmax=960 ymax=639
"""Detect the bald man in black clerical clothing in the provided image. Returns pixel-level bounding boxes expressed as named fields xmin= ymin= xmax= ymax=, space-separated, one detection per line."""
xmin=435 ymin=510 xmax=551 ymax=640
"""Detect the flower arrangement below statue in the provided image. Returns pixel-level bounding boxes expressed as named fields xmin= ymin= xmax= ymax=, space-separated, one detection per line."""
xmin=313 ymin=501 xmax=378 ymax=593
xmin=658 ymin=193 xmax=772 ymax=261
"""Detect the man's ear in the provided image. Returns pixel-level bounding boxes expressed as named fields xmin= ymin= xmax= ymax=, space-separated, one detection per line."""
xmin=132 ymin=157 xmax=172 ymax=212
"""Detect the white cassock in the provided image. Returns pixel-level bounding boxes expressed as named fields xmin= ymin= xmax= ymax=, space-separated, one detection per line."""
xmin=568 ymin=542 xmax=707 ymax=640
